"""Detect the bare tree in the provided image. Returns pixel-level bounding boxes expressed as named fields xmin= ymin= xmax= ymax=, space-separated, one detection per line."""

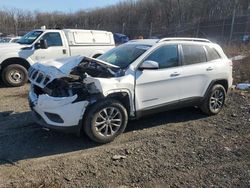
xmin=0 ymin=0 xmax=248 ymax=39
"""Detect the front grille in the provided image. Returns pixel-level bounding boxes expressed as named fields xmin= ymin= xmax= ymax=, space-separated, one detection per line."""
xmin=28 ymin=67 xmax=36 ymax=77
xmin=32 ymin=70 xmax=39 ymax=79
xmin=29 ymin=67 xmax=52 ymax=87
xmin=44 ymin=76 xmax=50 ymax=85
xmin=36 ymin=73 xmax=44 ymax=83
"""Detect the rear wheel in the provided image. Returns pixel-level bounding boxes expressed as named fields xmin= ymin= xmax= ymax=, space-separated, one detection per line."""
xmin=2 ymin=64 xmax=28 ymax=87
xmin=83 ymin=99 xmax=128 ymax=143
xmin=200 ymin=84 xmax=226 ymax=115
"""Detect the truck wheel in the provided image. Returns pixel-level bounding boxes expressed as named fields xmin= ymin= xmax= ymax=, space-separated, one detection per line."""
xmin=200 ymin=84 xmax=226 ymax=115
xmin=83 ymin=99 xmax=128 ymax=143
xmin=2 ymin=64 xmax=28 ymax=87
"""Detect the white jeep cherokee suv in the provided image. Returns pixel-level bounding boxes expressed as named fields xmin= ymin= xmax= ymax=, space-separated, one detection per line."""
xmin=28 ymin=38 xmax=233 ymax=143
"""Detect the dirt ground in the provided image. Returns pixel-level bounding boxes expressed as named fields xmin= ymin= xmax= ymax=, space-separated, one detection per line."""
xmin=0 ymin=85 xmax=249 ymax=188
xmin=0 ymin=54 xmax=250 ymax=187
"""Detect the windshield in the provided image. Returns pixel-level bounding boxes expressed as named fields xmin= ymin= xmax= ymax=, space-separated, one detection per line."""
xmin=98 ymin=43 xmax=151 ymax=68
xmin=17 ymin=31 xmax=43 ymax=45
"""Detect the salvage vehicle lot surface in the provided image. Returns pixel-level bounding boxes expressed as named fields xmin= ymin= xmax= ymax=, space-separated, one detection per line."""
xmin=0 ymin=84 xmax=249 ymax=187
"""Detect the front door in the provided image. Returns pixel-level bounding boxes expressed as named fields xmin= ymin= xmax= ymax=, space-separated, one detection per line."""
xmin=135 ymin=44 xmax=182 ymax=111
xmin=30 ymin=32 xmax=69 ymax=62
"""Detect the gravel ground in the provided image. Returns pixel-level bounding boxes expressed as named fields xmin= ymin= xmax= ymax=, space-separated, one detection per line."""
xmin=0 ymin=81 xmax=249 ymax=187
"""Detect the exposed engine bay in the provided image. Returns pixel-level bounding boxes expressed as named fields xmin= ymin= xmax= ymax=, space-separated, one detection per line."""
xmin=30 ymin=56 xmax=123 ymax=99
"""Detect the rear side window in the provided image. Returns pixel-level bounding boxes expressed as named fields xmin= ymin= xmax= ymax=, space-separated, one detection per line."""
xmin=145 ymin=45 xmax=179 ymax=69
xmin=205 ymin=46 xmax=221 ymax=61
xmin=182 ymin=45 xmax=206 ymax=65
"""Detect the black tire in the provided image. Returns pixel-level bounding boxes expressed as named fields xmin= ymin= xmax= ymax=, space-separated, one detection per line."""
xmin=83 ymin=99 xmax=128 ymax=143
xmin=2 ymin=64 xmax=28 ymax=87
xmin=200 ymin=84 xmax=226 ymax=115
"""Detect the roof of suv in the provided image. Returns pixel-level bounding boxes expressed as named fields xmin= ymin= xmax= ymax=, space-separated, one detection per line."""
xmin=128 ymin=37 xmax=213 ymax=46
xmin=128 ymin=39 xmax=159 ymax=46
xmin=158 ymin=37 xmax=211 ymax=43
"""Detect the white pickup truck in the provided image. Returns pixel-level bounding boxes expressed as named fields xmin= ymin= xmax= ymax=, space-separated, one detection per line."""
xmin=0 ymin=29 xmax=115 ymax=86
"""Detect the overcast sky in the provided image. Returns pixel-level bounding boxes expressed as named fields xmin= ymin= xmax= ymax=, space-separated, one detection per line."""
xmin=0 ymin=0 xmax=122 ymax=12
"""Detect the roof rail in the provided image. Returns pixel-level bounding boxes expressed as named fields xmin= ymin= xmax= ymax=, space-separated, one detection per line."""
xmin=158 ymin=37 xmax=211 ymax=43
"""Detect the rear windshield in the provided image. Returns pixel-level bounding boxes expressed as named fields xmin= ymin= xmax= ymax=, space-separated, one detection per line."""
xmin=98 ymin=43 xmax=151 ymax=68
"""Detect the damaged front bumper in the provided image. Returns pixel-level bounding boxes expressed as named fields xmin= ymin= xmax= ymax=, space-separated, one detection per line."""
xmin=29 ymin=85 xmax=89 ymax=132
xmin=27 ymin=56 xmax=121 ymax=132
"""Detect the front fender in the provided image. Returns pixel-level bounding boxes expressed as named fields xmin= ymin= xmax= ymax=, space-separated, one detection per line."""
xmin=0 ymin=51 xmax=34 ymax=66
xmin=105 ymin=89 xmax=135 ymax=117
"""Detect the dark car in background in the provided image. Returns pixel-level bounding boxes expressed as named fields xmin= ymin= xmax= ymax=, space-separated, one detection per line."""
xmin=114 ymin=33 xmax=129 ymax=45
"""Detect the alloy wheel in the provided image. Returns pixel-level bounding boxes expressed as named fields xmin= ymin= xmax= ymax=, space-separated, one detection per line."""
xmin=209 ymin=89 xmax=224 ymax=113
xmin=94 ymin=107 xmax=122 ymax=137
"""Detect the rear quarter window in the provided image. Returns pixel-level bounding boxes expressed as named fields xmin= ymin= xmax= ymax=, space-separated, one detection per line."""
xmin=181 ymin=44 xmax=206 ymax=65
xmin=205 ymin=46 xmax=221 ymax=61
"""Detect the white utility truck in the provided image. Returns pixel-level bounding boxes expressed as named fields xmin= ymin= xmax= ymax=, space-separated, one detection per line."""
xmin=0 ymin=28 xmax=115 ymax=86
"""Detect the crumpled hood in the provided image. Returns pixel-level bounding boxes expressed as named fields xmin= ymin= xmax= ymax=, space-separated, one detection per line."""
xmin=31 ymin=56 xmax=84 ymax=79
xmin=29 ymin=55 xmax=119 ymax=88
xmin=32 ymin=55 xmax=119 ymax=76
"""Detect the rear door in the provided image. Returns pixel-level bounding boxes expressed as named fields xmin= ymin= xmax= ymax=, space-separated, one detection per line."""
xmin=178 ymin=44 xmax=215 ymax=100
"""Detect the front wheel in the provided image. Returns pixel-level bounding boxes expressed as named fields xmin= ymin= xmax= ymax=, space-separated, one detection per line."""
xmin=200 ymin=84 xmax=226 ymax=115
xmin=83 ymin=99 xmax=128 ymax=143
xmin=2 ymin=64 xmax=28 ymax=87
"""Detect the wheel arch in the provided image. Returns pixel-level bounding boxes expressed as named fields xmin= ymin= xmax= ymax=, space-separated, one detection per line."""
xmin=86 ymin=90 xmax=135 ymax=118
xmin=1 ymin=57 xmax=31 ymax=70
xmin=106 ymin=92 xmax=133 ymax=116
xmin=213 ymin=80 xmax=228 ymax=92
xmin=83 ymin=90 xmax=135 ymax=124
xmin=203 ymin=79 xmax=229 ymax=99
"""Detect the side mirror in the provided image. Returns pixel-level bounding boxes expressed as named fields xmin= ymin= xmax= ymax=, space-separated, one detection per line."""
xmin=139 ymin=60 xmax=159 ymax=70
xmin=40 ymin=39 xmax=48 ymax=49
xmin=35 ymin=39 xmax=48 ymax=49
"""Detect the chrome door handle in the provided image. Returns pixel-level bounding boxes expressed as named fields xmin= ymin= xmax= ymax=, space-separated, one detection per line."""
xmin=170 ymin=72 xmax=180 ymax=77
xmin=206 ymin=67 xmax=214 ymax=71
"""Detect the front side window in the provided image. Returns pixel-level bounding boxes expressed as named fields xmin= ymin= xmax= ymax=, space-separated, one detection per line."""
xmin=41 ymin=32 xmax=63 ymax=47
xmin=98 ymin=43 xmax=151 ymax=68
xmin=182 ymin=44 xmax=206 ymax=65
xmin=145 ymin=45 xmax=179 ymax=69
xmin=17 ymin=31 xmax=43 ymax=45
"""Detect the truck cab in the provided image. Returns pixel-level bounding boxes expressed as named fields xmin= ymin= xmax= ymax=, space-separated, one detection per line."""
xmin=0 ymin=28 xmax=115 ymax=87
